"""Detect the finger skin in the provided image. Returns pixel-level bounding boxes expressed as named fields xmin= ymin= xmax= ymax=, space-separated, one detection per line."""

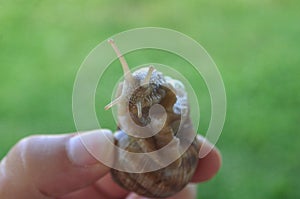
xmin=95 ymin=173 xmax=129 ymax=198
xmin=191 ymin=136 xmax=222 ymax=182
xmin=0 ymin=153 xmax=50 ymax=199
xmin=58 ymin=186 xmax=108 ymax=199
xmin=0 ymin=130 xmax=114 ymax=198
xmin=60 ymin=173 xmax=130 ymax=199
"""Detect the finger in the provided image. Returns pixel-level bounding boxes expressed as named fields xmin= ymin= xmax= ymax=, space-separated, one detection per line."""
xmin=0 ymin=130 xmax=115 ymax=199
xmin=94 ymin=173 xmax=129 ymax=199
xmin=58 ymin=186 xmax=107 ymax=199
xmin=168 ymin=184 xmax=197 ymax=199
xmin=59 ymin=173 xmax=130 ymax=199
xmin=191 ymin=135 xmax=222 ymax=182
xmin=125 ymin=184 xmax=197 ymax=199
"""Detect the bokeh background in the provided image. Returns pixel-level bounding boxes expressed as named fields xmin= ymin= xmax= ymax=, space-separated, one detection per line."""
xmin=1 ymin=0 xmax=299 ymax=198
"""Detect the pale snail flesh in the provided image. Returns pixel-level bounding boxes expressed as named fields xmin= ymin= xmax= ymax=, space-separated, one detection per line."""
xmin=105 ymin=39 xmax=200 ymax=198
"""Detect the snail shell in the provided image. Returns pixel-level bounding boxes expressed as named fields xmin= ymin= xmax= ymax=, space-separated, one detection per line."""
xmin=105 ymin=40 xmax=200 ymax=198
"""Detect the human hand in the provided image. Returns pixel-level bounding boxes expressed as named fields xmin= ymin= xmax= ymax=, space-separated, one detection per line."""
xmin=0 ymin=130 xmax=221 ymax=199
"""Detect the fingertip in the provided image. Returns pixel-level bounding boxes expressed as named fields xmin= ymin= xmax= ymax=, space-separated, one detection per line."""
xmin=191 ymin=136 xmax=222 ymax=183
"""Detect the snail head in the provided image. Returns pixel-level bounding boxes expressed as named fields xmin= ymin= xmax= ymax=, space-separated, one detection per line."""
xmin=105 ymin=39 xmax=166 ymax=121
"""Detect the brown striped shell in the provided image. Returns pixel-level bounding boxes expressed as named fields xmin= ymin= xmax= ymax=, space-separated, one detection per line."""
xmin=105 ymin=40 xmax=200 ymax=198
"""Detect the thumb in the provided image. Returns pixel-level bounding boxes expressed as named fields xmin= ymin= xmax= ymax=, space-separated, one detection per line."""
xmin=0 ymin=129 xmax=114 ymax=199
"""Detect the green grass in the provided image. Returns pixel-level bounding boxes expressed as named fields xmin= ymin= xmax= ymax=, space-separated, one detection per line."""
xmin=1 ymin=0 xmax=299 ymax=198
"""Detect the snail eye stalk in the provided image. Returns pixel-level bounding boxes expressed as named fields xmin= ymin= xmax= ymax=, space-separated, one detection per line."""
xmin=141 ymin=66 xmax=155 ymax=86
xmin=108 ymin=39 xmax=133 ymax=83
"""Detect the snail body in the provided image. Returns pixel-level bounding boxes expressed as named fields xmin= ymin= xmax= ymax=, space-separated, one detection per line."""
xmin=105 ymin=40 xmax=200 ymax=198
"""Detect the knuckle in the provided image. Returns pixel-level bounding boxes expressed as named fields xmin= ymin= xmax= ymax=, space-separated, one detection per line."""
xmin=8 ymin=135 xmax=55 ymax=198
xmin=14 ymin=135 xmax=37 ymax=154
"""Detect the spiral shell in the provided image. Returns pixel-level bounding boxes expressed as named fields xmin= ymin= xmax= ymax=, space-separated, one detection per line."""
xmin=105 ymin=40 xmax=200 ymax=198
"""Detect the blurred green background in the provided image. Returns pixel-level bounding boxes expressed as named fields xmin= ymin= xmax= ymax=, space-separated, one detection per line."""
xmin=1 ymin=0 xmax=299 ymax=198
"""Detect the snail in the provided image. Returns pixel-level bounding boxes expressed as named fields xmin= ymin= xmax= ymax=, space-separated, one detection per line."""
xmin=105 ymin=39 xmax=200 ymax=198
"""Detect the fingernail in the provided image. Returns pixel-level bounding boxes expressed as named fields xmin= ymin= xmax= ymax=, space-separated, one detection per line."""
xmin=67 ymin=129 xmax=114 ymax=166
